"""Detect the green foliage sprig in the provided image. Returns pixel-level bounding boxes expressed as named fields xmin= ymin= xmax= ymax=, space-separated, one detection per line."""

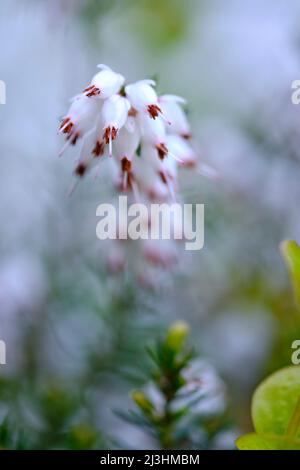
xmin=120 ymin=321 xmax=229 ymax=449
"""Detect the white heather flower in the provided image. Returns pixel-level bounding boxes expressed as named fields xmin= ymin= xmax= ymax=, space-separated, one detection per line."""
xmin=140 ymin=143 xmax=162 ymax=172
xmin=141 ymin=144 xmax=177 ymax=179
xmin=124 ymin=113 xmax=138 ymax=133
xmin=74 ymin=127 xmax=105 ymax=178
xmin=59 ymin=93 xmax=102 ymax=148
xmin=138 ymin=114 xmax=168 ymax=160
xmin=133 ymin=156 xmax=170 ymax=201
xmin=114 ymin=125 xmax=140 ymax=191
xmin=159 ymin=94 xmax=191 ymax=138
xmin=140 ymin=144 xmax=177 ymax=199
xmin=162 ymin=152 xmax=178 ymax=181
xmin=125 ymin=79 xmax=163 ymax=119
xmin=84 ymin=64 xmax=125 ymax=99
xmin=102 ymin=94 xmax=131 ymax=156
xmin=115 ymin=125 xmax=140 ymax=161
xmin=166 ymin=134 xmax=198 ymax=167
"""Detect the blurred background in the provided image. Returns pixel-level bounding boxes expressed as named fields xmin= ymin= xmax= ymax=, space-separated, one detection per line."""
xmin=1 ymin=0 xmax=300 ymax=449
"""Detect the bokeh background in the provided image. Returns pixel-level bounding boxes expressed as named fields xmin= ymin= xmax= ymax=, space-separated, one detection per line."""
xmin=1 ymin=0 xmax=300 ymax=449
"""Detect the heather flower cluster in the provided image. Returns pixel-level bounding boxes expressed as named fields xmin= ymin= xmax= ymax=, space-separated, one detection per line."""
xmin=59 ymin=64 xmax=212 ymax=195
xmin=59 ymin=65 xmax=213 ymax=280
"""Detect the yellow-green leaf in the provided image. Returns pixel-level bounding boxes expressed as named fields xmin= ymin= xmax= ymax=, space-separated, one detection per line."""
xmin=252 ymin=366 xmax=300 ymax=439
xmin=237 ymin=366 xmax=300 ymax=450
xmin=236 ymin=433 xmax=300 ymax=450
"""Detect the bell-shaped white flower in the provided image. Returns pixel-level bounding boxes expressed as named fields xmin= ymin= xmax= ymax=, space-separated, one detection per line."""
xmin=114 ymin=125 xmax=140 ymax=161
xmin=141 ymin=144 xmax=176 ymax=175
xmin=140 ymin=143 xmax=161 ymax=170
xmin=114 ymin=125 xmax=140 ymax=191
xmin=166 ymin=134 xmax=197 ymax=167
xmin=59 ymin=94 xmax=102 ymax=147
xmin=138 ymin=114 xmax=168 ymax=160
xmin=159 ymin=95 xmax=191 ymax=138
xmin=84 ymin=64 xmax=125 ymax=99
xmin=72 ymin=127 xmax=105 ymax=178
xmin=161 ymin=152 xmax=178 ymax=182
xmin=141 ymin=144 xmax=177 ymax=200
xmin=102 ymin=94 xmax=131 ymax=156
xmin=125 ymin=79 xmax=163 ymax=119
xmin=134 ymin=157 xmax=170 ymax=201
xmin=65 ymin=127 xmax=104 ymax=196
xmin=139 ymin=113 xmax=165 ymax=143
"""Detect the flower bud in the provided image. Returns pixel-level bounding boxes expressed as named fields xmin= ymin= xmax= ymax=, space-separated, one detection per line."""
xmin=166 ymin=320 xmax=190 ymax=351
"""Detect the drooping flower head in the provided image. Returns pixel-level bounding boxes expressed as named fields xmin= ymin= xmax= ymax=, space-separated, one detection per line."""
xmin=59 ymin=64 xmax=211 ymax=195
xmin=59 ymin=64 xmax=215 ymax=281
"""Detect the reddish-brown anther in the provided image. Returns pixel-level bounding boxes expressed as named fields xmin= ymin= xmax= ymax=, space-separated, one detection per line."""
xmin=75 ymin=162 xmax=87 ymax=177
xmin=159 ymin=171 xmax=168 ymax=185
xmin=84 ymin=85 xmax=101 ymax=97
xmin=147 ymin=104 xmax=162 ymax=119
xmin=70 ymin=133 xmax=80 ymax=145
xmin=181 ymin=159 xmax=196 ymax=169
xmin=103 ymin=126 xmax=117 ymax=144
xmin=121 ymin=157 xmax=132 ymax=173
xmin=60 ymin=117 xmax=73 ymax=135
xmin=92 ymin=139 xmax=105 ymax=157
xmin=156 ymin=143 xmax=168 ymax=160
xmin=181 ymin=132 xmax=192 ymax=140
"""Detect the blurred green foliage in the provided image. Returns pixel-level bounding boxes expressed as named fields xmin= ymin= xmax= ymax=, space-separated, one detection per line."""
xmin=80 ymin=0 xmax=191 ymax=50
xmin=124 ymin=0 xmax=190 ymax=51
xmin=122 ymin=321 xmax=231 ymax=449
xmin=0 ymin=281 xmax=161 ymax=449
